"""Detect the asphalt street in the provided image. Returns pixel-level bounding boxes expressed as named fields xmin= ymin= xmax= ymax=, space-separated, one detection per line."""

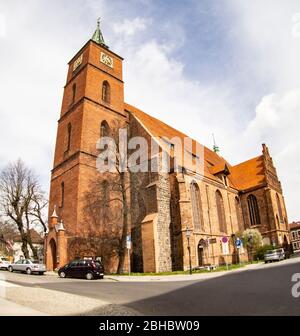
xmin=2 ymin=257 xmax=300 ymax=315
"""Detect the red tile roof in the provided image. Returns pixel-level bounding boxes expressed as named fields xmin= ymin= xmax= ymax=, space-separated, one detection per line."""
xmin=14 ymin=229 xmax=44 ymax=244
xmin=125 ymin=103 xmax=267 ymax=191
xmin=230 ymin=156 xmax=266 ymax=191
xmin=290 ymin=222 xmax=300 ymax=230
xmin=125 ymin=103 xmax=232 ymax=183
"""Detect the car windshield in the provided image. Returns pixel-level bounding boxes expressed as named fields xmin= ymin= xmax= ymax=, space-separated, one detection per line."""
xmin=1 ymin=257 xmax=9 ymax=261
xmin=266 ymin=250 xmax=275 ymax=255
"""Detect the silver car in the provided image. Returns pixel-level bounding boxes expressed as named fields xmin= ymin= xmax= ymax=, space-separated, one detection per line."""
xmin=264 ymin=248 xmax=285 ymax=263
xmin=0 ymin=256 xmax=10 ymax=270
xmin=8 ymin=259 xmax=46 ymax=275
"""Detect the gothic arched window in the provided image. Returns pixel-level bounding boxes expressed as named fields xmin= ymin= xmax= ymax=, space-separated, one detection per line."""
xmin=100 ymin=120 xmax=110 ymax=138
xmin=235 ymin=196 xmax=243 ymax=231
xmin=247 ymin=194 xmax=261 ymax=226
xmin=102 ymin=81 xmax=110 ymax=103
xmin=71 ymin=83 xmax=76 ymax=104
xmin=61 ymin=182 xmax=65 ymax=207
xmin=190 ymin=182 xmax=203 ymax=231
xmin=216 ymin=190 xmax=227 ymax=233
xmin=66 ymin=123 xmax=72 ymax=151
xmin=276 ymin=193 xmax=283 ymax=223
xmin=276 ymin=214 xmax=280 ymax=229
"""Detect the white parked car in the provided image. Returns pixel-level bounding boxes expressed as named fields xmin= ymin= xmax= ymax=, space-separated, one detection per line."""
xmin=0 ymin=256 xmax=10 ymax=270
xmin=8 ymin=259 xmax=46 ymax=275
xmin=264 ymin=248 xmax=285 ymax=263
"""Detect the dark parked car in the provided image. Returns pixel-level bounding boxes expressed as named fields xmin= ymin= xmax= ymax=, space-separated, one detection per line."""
xmin=58 ymin=259 xmax=104 ymax=280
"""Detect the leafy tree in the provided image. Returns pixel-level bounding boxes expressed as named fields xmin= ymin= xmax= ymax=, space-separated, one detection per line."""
xmin=242 ymin=228 xmax=262 ymax=262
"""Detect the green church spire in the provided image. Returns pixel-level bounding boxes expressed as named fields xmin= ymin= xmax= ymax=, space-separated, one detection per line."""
xmin=92 ymin=18 xmax=108 ymax=48
xmin=212 ymin=133 xmax=220 ymax=154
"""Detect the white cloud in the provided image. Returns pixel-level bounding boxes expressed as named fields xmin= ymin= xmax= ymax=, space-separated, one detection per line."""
xmin=291 ymin=12 xmax=300 ymax=38
xmin=225 ymin=0 xmax=300 ymax=220
xmin=0 ymin=13 xmax=6 ymax=38
xmin=121 ymin=39 xmax=238 ymax=150
xmin=243 ymin=89 xmax=300 ymax=221
xmin=0 ymin=0 xmax=299 ymax=222
xmin=113 ymin=17 xmax=149 ymax=36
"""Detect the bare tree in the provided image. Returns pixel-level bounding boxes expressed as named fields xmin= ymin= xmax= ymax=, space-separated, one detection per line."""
xmin=82 ymin=176 xmax=123 ymax=269
xmin=108 ymin=122 xmax=131 ymax=274
xmin=0 ymin=159 xmax=48 ymax=259
xmin=84 ymin=120 xmax=130 ymax=274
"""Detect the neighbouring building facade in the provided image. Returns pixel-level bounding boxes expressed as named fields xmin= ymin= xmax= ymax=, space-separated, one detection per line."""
xmin=289 ymin=222 xmax=300 ymax=253
xmin=45 ymin=22 xmax=290 ymax=272
xmin=14 ymin=229 xmax=44 ymax=262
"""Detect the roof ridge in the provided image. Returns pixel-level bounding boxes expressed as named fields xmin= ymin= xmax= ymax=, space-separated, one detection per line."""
xmin=125 ymin=103 xmax=188 ymax=138
xmin=125 ymin=102 xmax=227 ymax=162
xmin=232 ymin=154 xmax=263 ymax=169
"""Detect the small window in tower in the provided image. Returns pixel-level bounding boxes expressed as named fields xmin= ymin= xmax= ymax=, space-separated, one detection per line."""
xmin=100 ymin=120 xmax=110 ymax=138
xmin=71 ymin=83 xmax=76 ymax=104
xmin=66 ymin=123 xmax=72 ymax=152
xmin=102 ymin=81 xmax=110 ymax=103
xmin=61 ymin=182 xmax=65 ymax=207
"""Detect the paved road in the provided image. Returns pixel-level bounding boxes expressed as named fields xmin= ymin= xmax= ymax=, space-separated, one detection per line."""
xmin=2 ymin=258 xmax=300 ymax=315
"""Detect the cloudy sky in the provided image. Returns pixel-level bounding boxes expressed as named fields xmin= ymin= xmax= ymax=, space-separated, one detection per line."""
xmin=0 ymin=0 xmax=299 ymax=221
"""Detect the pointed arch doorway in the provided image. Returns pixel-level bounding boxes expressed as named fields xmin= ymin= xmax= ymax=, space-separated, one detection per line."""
xmin=49 ymin=239 xmax=57 ymax=270
xmin=198 ymin=239 xmax=207 ymax=267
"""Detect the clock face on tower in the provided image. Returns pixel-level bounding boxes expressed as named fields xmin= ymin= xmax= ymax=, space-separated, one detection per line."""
xmin=100 ymin=52 xmax=113 ymax=68
xmin=73 ymin=54 xmax=83 ymax=71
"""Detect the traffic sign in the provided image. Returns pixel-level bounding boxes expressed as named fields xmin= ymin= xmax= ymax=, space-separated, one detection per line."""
xmin=221 ymin=236 xmax=228 ymax=243
xmin=235 ymin=238 xmax=242 ymax=248
xmin=126 ymin=235 xmax=131 ymax=249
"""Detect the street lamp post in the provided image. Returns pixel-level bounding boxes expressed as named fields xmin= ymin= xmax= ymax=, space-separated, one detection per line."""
xmin=231 ymin=233 xmax=240 ymax=264
xmin=185 ymin=226 xmax=192 ymax=275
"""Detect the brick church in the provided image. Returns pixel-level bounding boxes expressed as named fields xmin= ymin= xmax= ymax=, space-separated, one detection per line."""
xmin=45 ymin=21 xmax=290 ymax=272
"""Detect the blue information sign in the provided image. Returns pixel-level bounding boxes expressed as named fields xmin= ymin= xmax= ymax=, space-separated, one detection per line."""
xmin=235 ymin=238 xmax=242 ymax=248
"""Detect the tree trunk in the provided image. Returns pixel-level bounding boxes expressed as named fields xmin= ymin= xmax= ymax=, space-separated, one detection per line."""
xmin=21 ymin=235 xmax=30 ymax=259
xmin=117 ymin=172 xmax=129 ymax=274
xmin=27 ymin=232 xmax=38 ymax=260
xmin=16 ymin=221 xmax=30 ymax=259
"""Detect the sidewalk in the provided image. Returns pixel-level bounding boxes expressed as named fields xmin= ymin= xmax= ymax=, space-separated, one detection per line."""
xmin=0 ymin=297 xmax=48 ymax=316
xmin=106 ymin=262 xmax=263 ymax=282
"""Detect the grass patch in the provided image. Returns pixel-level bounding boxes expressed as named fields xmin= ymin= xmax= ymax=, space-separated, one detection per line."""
xmin=108 ymin=262 xmax=259 ymax=276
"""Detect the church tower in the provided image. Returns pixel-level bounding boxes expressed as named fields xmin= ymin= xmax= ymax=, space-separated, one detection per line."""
xmin=45 ymin=20 xmax=127 ymax=271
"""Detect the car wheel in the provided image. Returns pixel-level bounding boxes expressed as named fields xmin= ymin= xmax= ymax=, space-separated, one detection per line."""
xmin=99 ymin=275 xmax=104 ymax=279
xmin=59 ymin=271 xmax=66 ymax=278
xmin=86 ymin=272 xmax=94 ymax=280
xmin=39 ymin=272 xmax=44 ymax=275
xmin=26 ymin=268 xmax=32 ymax=275
xmin=8 ymin=266 xmax=13 ymax=272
